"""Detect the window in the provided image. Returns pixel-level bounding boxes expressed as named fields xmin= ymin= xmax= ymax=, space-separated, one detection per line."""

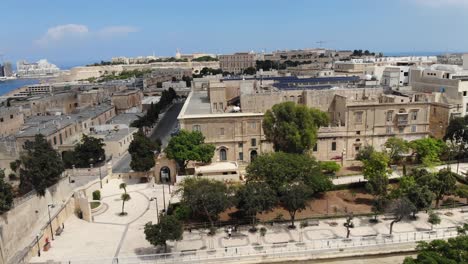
xmin=238 ymin=142 xmax=243 ymax=148
xmin=219 ymin=102 xmax=224 ymax=110
xmin=59 ymin=134 xmax=63 ymax=145
xmin=220 ymin=128 xmax=224 ymax=135
xmin=356 ymin=131 xmax=361 ymax=135
xmin=313 ymin=144 xmax=318 ymax=152
xmin=213 ymin=103 xmax=217 ymax=110
xmin=399 ymin=127 xmax=404 ymax=133
xmin=249 ymin=121 xmax=257 ymax=129
xmin=386 ymin=111 xmax=393 ymax=122
xmin=411 ymin=125 xmax=417 ymax=133
xmin=0 ymin=118 xmax=3 ymax=122
xmin=220 ymin=149 xmax=227 ymax=161
xmin=355 ymin=112 xmax=363 ymax=124
xmin=411 ymin=110 xmax=418 ymax=121
xmin=404 ymin=72 xmax=409 ymax=77
xmin=239 ymin=152 xmax=244 ymax=161
xmin=251 ymin=138 xmax=257 ymax=147
xmin=53 ymin=136 xmax=57 ymax=145
xmin=192 ymin=125 xmax=201 ymax=132
xmin=464 ymin=91 xmax=467 ymax=96
xmin=386 ymin=126 xmax=392 ymax=134
xmin=331 ymin=142 xmax=337 ymax=151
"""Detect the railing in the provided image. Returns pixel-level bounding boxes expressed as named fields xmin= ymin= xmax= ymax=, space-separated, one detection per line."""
xmin=49 ymin=227 xmax=461 ymax=264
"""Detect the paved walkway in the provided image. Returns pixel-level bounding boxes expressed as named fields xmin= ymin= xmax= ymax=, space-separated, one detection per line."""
xmin=29 ymin=177 xmax=468 ymax=264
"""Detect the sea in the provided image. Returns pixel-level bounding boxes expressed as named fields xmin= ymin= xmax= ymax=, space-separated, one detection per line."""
xmin=0 ymin=78 xmax=40 ymax=96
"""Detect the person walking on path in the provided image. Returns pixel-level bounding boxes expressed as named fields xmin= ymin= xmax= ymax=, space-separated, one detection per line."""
xmin=228 ymin=227 xmax=232 ymax=239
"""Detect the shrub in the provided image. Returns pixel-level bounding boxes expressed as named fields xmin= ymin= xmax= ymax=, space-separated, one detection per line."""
xmin=92 ymin=190 xmax=101 ymax=201
xmin=260 ymin=227 xmax=267 ymax=236
xmin=300 ymin=221 xmax=309 ymax=229
xmin=320 ymin=161 xmax=341 ymax=174
xmin=173 ymin=204 xmax=191 ymax=221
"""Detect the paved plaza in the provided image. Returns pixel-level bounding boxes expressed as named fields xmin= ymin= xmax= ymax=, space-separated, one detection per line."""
xmin=29 ymin=178 xmax=468 ymax=263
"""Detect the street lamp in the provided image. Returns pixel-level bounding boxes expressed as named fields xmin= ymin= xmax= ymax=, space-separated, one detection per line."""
xmin=149 ymin=197 xmax=159 ymax=224
xmin=36 ymin=234 xmax=41 ymax=257
xmin=47 ymin=204 xmax=55 ymax=240
xmin=161 ymin=183 xmax=166 ymax=213
xmin=98 ymin=157 xmax=103 ymax=189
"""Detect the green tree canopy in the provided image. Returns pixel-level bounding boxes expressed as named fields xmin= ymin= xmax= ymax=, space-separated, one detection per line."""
xmin=165 ymin=130 xmax=215 ymax=173
xmin=356 ymin=145 xmax=375 ymax=161
xmin=74 ymin=135 xmax=106 ymax=168
xmin=263 ymin=102 xmax=328 ymax=153
xmin=363 ymin=152 xmax=390 ymax=197
xmin=243 ymin=67 xmax=257 ymax=75
xmin=384 ymin=137 xmax=409 ymax=164
xmin=235 ymin=182 xmax=278 ymax=228
xmin=279 ymin=183 xmax=311 ymax=228
xmin=19 ymin=134 xmax=64 ymax=196
xmin=386 ymin=197 xmax=416 ymax=234
xmin=177 ymin=177 xmax=231 ymax=227
xmin=144 ymin=215 xmax=183 ymax=252
xmin=410 ymin=138 xmax=445 ymax=167
xmin=403 ymin=235 xmax=468 ymax=263
xmin=129 ymin=132 xmax=158 ymax=174
xmin=415 ymin=168 xmax=457 ymax=207
xmin=246 ymin=152 xmax=332 ymax=194
xmin=0 ymin=169 xmax=14 ymax=214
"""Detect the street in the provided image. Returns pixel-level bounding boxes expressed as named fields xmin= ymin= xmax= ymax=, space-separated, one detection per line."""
xmin=112 ymin=102 xmax=184 ymax=173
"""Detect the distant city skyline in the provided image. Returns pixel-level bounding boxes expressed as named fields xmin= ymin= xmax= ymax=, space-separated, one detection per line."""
xmin=2 ymin=0 xmax=468 ymax=67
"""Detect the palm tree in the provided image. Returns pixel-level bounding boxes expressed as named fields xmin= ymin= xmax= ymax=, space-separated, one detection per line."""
xmin=121 ymin=193 xmax=131 ymax=215
xmin=119 ymin=183 xmax=127 ymax=194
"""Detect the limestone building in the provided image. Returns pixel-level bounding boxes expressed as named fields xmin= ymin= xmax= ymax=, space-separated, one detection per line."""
xmin=219 ymin=52 xmax=256 ymax=74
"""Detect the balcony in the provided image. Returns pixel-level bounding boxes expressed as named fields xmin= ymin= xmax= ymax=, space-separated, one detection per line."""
xmin=396 ymin=113 xmax=409 ymax=126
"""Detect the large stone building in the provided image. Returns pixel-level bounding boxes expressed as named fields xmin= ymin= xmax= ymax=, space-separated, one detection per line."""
xmin=0 ymin=107 xmax=25 ymax=137
xmin=111 ymin=89 xmax=143 ymax=114
xmin=219 ymin=52 xmax=256 ymax=74
xmin=179 ymin=76 xmax=446 ymax=166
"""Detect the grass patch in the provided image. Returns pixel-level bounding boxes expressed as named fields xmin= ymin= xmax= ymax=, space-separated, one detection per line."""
xmin=90 ymin=201 xmax=101 ymax=209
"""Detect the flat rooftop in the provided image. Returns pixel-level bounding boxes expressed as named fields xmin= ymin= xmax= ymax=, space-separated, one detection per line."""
xmin=108 ymin=113 xmax=141 ymax=126
xmin=91 ymin=127 xmax=138 ymax=142
xmin=184 ymin=91 xmax=212 ymax=115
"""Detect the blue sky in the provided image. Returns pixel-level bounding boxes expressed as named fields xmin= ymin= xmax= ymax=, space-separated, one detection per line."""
xmin=1 ymin=0 xmax=468 ymax=68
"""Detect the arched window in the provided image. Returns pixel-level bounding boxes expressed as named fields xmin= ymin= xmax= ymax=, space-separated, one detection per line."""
xmin=220 ymin=148 xmax=227 ymax=161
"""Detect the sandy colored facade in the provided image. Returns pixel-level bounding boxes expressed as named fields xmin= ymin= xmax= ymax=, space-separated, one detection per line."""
xmin=179 ymin=79 xmax=443 ymax=164
xmin=111 ymin=89 xmax=143 ymax=114
xmin=219 ymin=52 xmax=256 ymax=74
xmin=0 ymin=107 xmax=25 ymax=137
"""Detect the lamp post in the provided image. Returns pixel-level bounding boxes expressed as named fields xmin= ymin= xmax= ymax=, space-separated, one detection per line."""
xmin=149 ymin=197 xmax=159 ymax=224
xmin=161 ymin=183 xmax=166 ymax=213
xmin=47 ymin=204 xmax=55 ymax=240
xmin=341 ymin=148 xmax=346 ymax=167
xmin=98 ymin=157 xmax=103 ymax=189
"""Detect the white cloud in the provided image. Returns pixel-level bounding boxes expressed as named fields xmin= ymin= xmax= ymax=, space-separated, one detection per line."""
xmin=36 ymin=24 xmax=89 ymax=45
xmin=98 ymin=26 xmax=139 ymax=37
xmin=411 ymin=0 xmax=468 ymax=8
xmin=35 ymin=24 xmax=138 ymax=47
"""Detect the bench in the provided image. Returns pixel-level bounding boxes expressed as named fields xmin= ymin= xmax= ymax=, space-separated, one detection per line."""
xmin=55 ymin=227 xmax=63 ymax=236
xmin=180 ymin=249 xmax=197 ymax=256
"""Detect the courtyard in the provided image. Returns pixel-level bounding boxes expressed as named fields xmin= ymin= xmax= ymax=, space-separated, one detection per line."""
xmin=29 ymin=178 xmax=468 ymax=263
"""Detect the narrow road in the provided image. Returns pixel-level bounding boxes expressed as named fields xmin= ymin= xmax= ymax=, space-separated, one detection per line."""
xmin=112 ymin=102 xmax=184 ymax=173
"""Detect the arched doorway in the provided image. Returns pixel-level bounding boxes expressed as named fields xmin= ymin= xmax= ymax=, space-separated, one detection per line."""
xmin=220 ymin=148 xmax=227 ymax=161
xmin=250 ymin=150 xmax=258 ymax=161
xmin=160 ymin=166 xmax=171 ymax=183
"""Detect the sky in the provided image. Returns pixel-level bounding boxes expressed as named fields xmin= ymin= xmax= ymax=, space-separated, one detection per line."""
xmin=1 ymin=0 xmax=468 ymax=68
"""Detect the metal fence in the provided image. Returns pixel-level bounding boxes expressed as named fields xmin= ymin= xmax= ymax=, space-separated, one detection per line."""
xmin=48 ymin=227 xmax=461 ymax=264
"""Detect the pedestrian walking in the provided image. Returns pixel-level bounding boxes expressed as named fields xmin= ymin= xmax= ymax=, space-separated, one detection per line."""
xmin=228 ymin=227 xmax=232 ymax=239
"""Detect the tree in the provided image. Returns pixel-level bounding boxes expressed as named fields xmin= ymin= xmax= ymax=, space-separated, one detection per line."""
xmin=19 ymin=134 xmax=65 ymax=196
xmin=120 ymin=193 xmax=131 ymax=215
xmin=263 ymin=102 xmax=328 ymax=154
xmin=129 ymin=132 xmax=157 ymax=178
xmin=243 ymin=67 xmax=256 ymax=75
xmin=119 ymin=183 xmax=127 ymax=194
xmin=144 ymin=215 xmax=183 ymax=252
xmin=236 ymin=182 xmax=278 ymax=229
xmin=433 ymin=169 xmax=457 ymax=207
xmin=456 ymin=185 xmax=468 ymax=204
xmin=444 ymin=116 xmax=468 ymax=171
xmin=384 ymin=137 xmax=409 ymax=164
xmin=344 ymin=213 xmax=354 ymax=238
xmin=386 ymin=197 xmax=416 ymax=234
xmin=279 ymin=183 xmax=311 ymax=228
xmin=356 ymin=145 xmax=375 ymax=161
xmin=246 ymin=152 xmax=332 ymax=194
xmin=177 ymin=178 xmax=231 ymax=228
xmin=428 ymin=211 xmax=441 ymax=230
xmin=410 ymin=138 xmax=445 ymax=167
xmin=0 ymin=169 xmax=14 ymax=214
xmin=320 ymin=161 xmax=341 ymax=175
xmin=406 ymin=184 xmax=434 ymax=218
xmin=363 ymin=152 xmax=390 ymax=198
xmin=72 ymin=135 xmax=106 ymax=168
xmin=403 ymin=235 xmax=468 ymax=263
xmin=165 ymin=130 xmax=215 ymax=173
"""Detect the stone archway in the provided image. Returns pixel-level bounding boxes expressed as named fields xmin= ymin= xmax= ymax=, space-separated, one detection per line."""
xmin=250 ymin=150 xmax=258 ymax=161
xmin=160 ymin=166 xmax=170 ymax=183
